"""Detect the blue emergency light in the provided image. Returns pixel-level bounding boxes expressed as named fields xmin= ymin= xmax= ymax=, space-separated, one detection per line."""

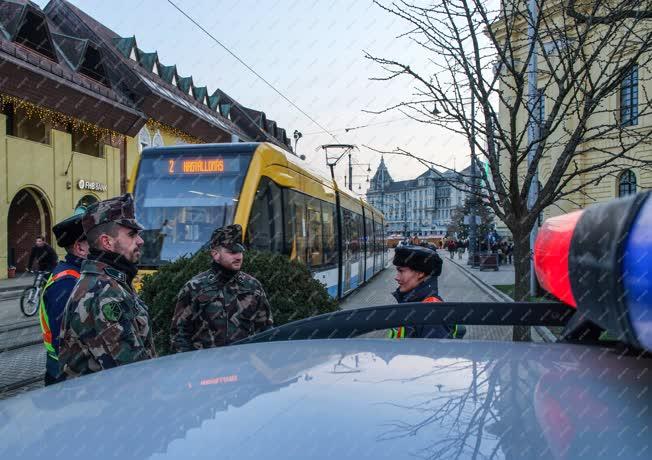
xmin=534 ymin=191 xmax=652 ymax=351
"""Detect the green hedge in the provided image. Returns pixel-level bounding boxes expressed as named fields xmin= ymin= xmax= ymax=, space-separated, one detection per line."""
xmin=140 ymin=250 xmax=340 ymax=355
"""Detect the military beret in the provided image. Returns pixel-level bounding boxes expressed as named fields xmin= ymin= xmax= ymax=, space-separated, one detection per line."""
xmin=53 ymin=213 xmax=86 ymax=248
xmin=393 ymin=245 xmax=440 ymax=274
xmin=210 ymin=224 xmax=245 ymax=252
xmin=82 ymin=193 xmax=144 ymax=233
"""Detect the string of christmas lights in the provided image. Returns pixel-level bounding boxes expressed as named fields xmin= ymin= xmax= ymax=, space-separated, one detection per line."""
xmin=0 ymin=93 xmax=124 ymax=144
xmin=145 ymin=119 xmax=200 ymax=144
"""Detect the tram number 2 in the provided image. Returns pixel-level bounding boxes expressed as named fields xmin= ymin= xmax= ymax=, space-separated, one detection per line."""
xmin=168 ymin=159 xmax=175 ymax=174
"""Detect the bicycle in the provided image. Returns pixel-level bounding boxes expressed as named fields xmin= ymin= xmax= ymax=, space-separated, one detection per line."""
xmin=20 ymin=270 xmax=50 ymax=317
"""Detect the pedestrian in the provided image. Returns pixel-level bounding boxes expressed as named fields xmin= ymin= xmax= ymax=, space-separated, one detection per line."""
xmin=507 ymin=241 xmax=514 ymax=264
xmin=58 ymin=194 xmax=156 ymax=381
xmin=171 ymin=224 xmax=273 ymax=353
xmin=387 ymin=245 xmax=463 ymax=339
xmin=28 ymin=236 xmax=58 ymax=273
xmin=447 ymin=239 xmax=457 ymax=259
xmin=39 ymin=211 xmax=89 ymax=385
xmin=456 ymin=240 xmax=464 ymax=260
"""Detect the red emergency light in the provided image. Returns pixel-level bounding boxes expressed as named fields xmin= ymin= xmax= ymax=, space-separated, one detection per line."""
xmin=534 ymin=192 xmax=652 ymax=351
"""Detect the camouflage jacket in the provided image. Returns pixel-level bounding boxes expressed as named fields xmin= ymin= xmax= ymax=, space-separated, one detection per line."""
xmin=171 ymin=266 xmax=273 ymax=352
xmin=58 ymin=259 xmax=157 ymax=380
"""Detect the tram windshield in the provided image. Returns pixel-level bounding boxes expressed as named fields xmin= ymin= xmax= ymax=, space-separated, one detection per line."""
xmin=133 ymin=148 xmax=253 ymax=266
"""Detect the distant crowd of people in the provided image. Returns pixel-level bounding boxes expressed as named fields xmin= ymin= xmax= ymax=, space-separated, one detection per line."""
xmin=398 ymin=235 xmax=514 ymax=265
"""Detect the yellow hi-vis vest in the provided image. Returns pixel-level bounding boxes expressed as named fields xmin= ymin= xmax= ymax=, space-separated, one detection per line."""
xmin=39 ymin=269 xmax=80 ymax=359
xmin=387 ymin=296 xmax=443 ymax=339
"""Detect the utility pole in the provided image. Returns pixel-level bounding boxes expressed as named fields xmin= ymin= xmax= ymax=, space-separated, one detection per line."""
xmin=348 ymin=150 xmax=353 ymax=191
xmin=527 ymin=0 xmax=539 ymax=298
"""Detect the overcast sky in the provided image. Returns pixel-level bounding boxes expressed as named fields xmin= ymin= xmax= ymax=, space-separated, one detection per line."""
xmin=35 ymin=0 xmax=472 ymax=192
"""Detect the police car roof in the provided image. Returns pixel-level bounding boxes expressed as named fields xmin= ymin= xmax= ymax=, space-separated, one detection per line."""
xmin=1 ymin=338 xmax=649 ymax=459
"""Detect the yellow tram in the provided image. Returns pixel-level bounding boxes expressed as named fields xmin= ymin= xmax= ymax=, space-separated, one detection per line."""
xmin=129 ymin=142 xmax=387 ymax=298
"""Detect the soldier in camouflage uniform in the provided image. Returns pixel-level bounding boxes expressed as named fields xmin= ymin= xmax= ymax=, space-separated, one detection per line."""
xmin=171 ymin=224 xmax=273 ymax=352
xmin=58 ymin=194 xmax=157 ymax=380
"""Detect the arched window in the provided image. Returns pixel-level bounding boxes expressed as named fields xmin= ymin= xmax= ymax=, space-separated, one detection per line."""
xmin=152 ymin=130 xmax=164 ymax=147
xmin=76 ymin=195 xmax=98 ymax=211
xmin=138 ymin=127 xmax=151 ymax=152
xmin=618 ymin=170 xmax=637 ymax=197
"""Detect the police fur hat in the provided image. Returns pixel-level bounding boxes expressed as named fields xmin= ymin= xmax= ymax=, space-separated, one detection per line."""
xmin=210 ymin=224 xmax=245 ymax=252
xmin=393 ymin=245 xmax=439 ymax=274
xmin=53 ymin=213 xmax=86 ymax=248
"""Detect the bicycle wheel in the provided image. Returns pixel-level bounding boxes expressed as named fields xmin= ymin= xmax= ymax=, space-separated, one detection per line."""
xmin=20 ymin=287 xmax=40 ymax=317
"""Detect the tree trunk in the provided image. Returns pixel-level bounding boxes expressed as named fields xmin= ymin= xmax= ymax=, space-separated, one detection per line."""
xmin=512 ymin=227 xmax=532 ymax=342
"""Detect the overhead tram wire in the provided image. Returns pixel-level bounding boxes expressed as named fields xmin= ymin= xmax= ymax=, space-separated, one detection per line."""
xmin=166 ymin=0 xmax=339 ymax=143
xmin=301 ymin=116 xmax=412 ymax=136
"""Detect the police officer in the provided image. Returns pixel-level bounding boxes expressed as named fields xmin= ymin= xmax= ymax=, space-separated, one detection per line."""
xmin=58 ymin=194 xmax=156 ymax=380
xmin=171 ymin=224 xmax=273 ymax=353
xmin=39 ymin=210 xmax=88 ymax=385
xmin=388 ymin=244 xmax=463 ymax=339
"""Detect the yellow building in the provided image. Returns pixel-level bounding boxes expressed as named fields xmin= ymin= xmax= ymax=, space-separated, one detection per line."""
xmin=0 ymin=0 xmax=294 ymax=279
xmin=492 ymin=1 xmax=652 ymax=233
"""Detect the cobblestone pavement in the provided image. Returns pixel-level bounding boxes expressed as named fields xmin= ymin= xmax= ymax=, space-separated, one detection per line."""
xmin=0 ymin=343 xmax=45 ymax=400
xmin=340 ymin=256 xmax=513 ymax=341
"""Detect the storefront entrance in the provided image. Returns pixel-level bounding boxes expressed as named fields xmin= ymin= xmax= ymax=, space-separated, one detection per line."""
xmin=7 ymin=188 xmax=51 ymax=272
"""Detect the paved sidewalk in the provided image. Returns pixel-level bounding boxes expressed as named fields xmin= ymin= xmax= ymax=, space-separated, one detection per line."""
xmin=446 ymin=251 xmax=515 ymax=288
xmin=0 ymin=273 xmax=33 ymax=292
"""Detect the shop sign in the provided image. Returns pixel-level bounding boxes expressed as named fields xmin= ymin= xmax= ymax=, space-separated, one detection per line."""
xmin=77 ymin=179 xmax=107 ymax=192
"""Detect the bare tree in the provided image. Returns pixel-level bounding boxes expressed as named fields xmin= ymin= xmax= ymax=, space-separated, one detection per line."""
xmin=366 ymin=0 xmax=652 ymax=338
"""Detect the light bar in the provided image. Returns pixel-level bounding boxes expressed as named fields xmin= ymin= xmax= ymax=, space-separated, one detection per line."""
xmin=534 ymin=192 xmax=652 ymax=350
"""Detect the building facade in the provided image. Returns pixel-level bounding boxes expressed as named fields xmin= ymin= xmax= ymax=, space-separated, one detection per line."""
xmin=0 ymin=0 xmax=294 ymax=278
xmin=366 ymin=158 xmax=470 ymax=237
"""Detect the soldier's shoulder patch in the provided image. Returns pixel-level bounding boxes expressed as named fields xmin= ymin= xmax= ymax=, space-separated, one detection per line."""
xmin=104 ymin=267 xmax=127 ymax=284
xmin=102 ymin=302 xmax=123 ymax=322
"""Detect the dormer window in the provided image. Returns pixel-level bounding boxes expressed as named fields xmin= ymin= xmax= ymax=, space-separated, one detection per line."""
xmin=14 ymin=10 xmax=57 ymax=61
xmin=152 ymin=63 xmax=159 ymax=76
xmin=79 ymin=45 xmax=110 ymax=86
xmin=171 ymin=73 xmax=177 ymax=86
xmin=129 ymin=47 xmax=137 ymax=61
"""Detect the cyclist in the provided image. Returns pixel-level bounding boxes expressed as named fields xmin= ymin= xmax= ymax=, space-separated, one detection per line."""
xmin=39 ymin=210 xmax=88 ymax=386
xmin=28 ymin=235 xmax=58 ymax=273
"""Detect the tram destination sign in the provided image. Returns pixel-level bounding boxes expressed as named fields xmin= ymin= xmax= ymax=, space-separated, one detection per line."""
xmin=167 ymin=157 xmax=225 ymax=175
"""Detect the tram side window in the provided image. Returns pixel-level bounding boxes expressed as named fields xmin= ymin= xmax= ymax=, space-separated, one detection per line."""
xmin=285 ymin=190 xmax=308 ymax=264
xmin=348 ymin=210 xmax=362 ymax=257
xmin=306 ymin=197 xmax=323 ymax=267
xmin=365 ymin=216 xmax=373 ymax=257
xmin=247 ymin=177 xmax=284 ymax=252
xmin=322 ymin=202 xmax=337 ymax=266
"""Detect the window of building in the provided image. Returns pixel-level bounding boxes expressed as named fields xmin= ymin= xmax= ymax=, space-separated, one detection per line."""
xmin=618 ymin=169 xmax=637 ymax=196
xmin=621 ymin=64 xmax=639 ymax=127
xmin=72 ymin=130 xmax=103 ymax=157
xmin=14 ymin=11 xmax=57 ymax=61
xmin=152 ymin=130 xmax=164 ymax=147
xmin=138 ymin=127 xmax=151 ymax=152
xmin=7 ymin=107 xmax=51 ymax=144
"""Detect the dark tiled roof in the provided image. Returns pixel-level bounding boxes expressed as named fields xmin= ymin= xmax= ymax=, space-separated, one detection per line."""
xmin=0 ymin=1 xmax=25 ymax=39
xmin=207 ymin=93 xmax=219 ymax=111
xmin=265 ymin=119 xmax=277 ymax=137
